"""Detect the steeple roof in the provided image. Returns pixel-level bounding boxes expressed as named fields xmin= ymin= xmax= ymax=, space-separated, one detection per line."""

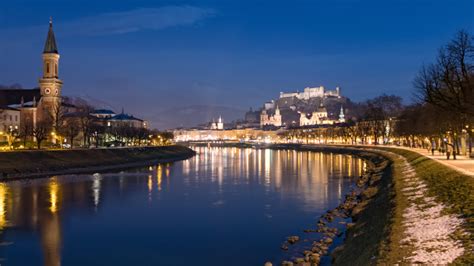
xmin=43 ymin=18 xmax=58 ymax=54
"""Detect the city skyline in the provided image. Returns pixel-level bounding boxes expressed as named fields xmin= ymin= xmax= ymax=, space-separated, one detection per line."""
xmin=0 ymin=2 xmax=473 ymax=264
xmin=1 ymin=0 xmax=473 ymax=129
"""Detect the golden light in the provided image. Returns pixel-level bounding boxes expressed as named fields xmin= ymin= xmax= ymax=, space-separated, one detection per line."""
xmin=148 ymin=175 xmax=153 ymax=193
xmin=0 ymin=183 xmax=8 ymax=229
xmin=49 ymin=180 xmax=60 ymax=213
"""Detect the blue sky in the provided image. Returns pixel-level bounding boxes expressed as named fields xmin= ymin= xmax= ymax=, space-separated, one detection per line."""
xmin=1 ymin=0 xmax=473 ymax=128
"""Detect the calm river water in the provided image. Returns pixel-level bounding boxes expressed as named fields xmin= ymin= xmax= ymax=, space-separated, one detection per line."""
xmin=0 ymin=147 xmax=365 ymax=266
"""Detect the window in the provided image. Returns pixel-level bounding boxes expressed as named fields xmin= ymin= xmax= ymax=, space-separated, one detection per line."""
xmin=15 ymin=115 xmax=18 ymax=122
xmin=9 ymin=115 xmax=12 ymax=121
xmin=46 ymin=63 xmax=50 ymax=73
xmin=55 ymin=64 xmax=58 ymax=76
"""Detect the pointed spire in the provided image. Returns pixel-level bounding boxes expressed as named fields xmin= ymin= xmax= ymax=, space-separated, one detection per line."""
xmin=20 ymin=96 xmax=24 ymax=107
xmin=339 ymin=105 xmax=345 ymax=121
xmin=43 ymin=17 xmax=59 ymax=54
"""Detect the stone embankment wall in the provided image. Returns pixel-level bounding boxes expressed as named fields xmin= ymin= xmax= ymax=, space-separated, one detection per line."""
xmin=0 ymin=145 xmax=195 ymax=180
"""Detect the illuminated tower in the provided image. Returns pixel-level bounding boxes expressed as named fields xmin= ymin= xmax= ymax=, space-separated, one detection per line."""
xmin=217 ymin=116 xmax=224 ymax=130
xmin=273 ymin=105 xmax=282 ymax=127
xmin=38 ymin=17 xmax=63 ymax=123
xmin=339 ymin=105 xmax=345 ymax=123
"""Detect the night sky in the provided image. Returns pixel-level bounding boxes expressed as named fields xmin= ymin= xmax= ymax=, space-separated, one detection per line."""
xmin=1 ymin=0 xmax=473 ymax=129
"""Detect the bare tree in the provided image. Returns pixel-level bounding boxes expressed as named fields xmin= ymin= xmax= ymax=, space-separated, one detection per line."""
xmin=414 ymin=30 xmax=474 ymax=157
xmin=64 ymin=116 xmax=81 ymax=148
xmin=74 ymin=98 xmax=96 ymax=147
xmin=49 ymin=97 xmax=68 ymax=139
xmin=33 ymin=121 xmax=50 ymax=149
xmin=19 ymin=122 xmax=33 ymax=148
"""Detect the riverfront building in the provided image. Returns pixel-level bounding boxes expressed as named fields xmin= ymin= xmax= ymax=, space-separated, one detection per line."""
xmin=0 ymin=19 xmax=148 ymax=145
xmin=0 ymin=19 xmax=64 ymax=138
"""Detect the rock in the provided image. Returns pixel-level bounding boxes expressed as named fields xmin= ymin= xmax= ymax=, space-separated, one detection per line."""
xmin=346 ymin=222 xmax=356 ymax=229
xmin=310 ymin=253 xmax=320 ymax=263
xmin=264 ymin=262 xmax=273 ymax=266
xmin=281 ymin=244 xmax=289 ymax=250
xmin=281 ymin=261 xmax=294 ymax=266
xmin=324 ymin=237 xmax=333 ymax=245
xmin=287 ymin=236 xmax=300 ymax=244
xmin=324 ymin=232 xmax=336 ymax=238
xmin=294 ymin=257 xmax=305 ymax=264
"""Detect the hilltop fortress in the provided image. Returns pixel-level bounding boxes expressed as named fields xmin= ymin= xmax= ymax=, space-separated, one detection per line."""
xmin=279 ymin=86 xmax=341 ymax=100
xmin=259 ymin=85 xmax=347 ymax=128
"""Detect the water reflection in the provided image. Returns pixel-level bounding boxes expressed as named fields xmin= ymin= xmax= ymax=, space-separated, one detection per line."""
xmin=0 ymin=147 xmax=364 ymax=266
xmin=183 ymin=147 xmax=365 ymax=211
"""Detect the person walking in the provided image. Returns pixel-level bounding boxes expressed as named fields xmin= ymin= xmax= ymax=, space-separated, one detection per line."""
xmin=431 ymin=140 xmax=436 ymax=156
xmin=446 ymin=143 xmax=452 ymax=160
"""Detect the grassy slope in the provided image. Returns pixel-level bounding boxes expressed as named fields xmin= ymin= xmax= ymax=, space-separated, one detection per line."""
xmin=332 ymin=152 xmax=396 ymax=265
xmin=333 ymin=146 xmax=474 ymax=264
xmin=378 ymin=148 xmax=474 ymax=264
xmin=0 ymin=145 xmax=195 ymax=178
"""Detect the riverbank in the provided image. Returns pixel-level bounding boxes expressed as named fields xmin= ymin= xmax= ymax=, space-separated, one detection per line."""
xmin=260 ymin=144 xmax=473 ymax=265
xmin=265 ymin=144 xmax=394 ymax=265
xmin=0 ymin=145 xmax=196 ymax=181
xmin=374 ymin=147 xmax=473 ymax=264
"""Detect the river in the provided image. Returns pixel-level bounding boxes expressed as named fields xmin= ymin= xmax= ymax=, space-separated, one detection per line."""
xmin=0 ymin=147 xmax=365 ymax=266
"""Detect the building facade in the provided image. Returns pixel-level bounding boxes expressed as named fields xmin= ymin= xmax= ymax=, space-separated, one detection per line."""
xmin=299 ymin=104 xmax=345 ymax=126
xmin=280 ymin=86 xmax=341 ymax=100
xmin=0 ymin=19 xmax=64 ymax=143
xmin=260 ymin=106 xmax=282 ymax=127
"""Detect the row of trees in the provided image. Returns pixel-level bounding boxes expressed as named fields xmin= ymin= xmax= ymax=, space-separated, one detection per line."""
xmin=3 ymin=97 xmax=174 ymax=149
xmin=279 ymin=30 xmax=473 ymax=158
xmin=399 ymin=30 xmax=473 ymax=157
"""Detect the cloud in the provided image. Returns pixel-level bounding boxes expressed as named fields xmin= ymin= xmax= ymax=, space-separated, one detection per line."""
xmin=63 ymin=6 xmax=216 ymax=36
xmin=1 ymin=5 xmax=215 ymax=40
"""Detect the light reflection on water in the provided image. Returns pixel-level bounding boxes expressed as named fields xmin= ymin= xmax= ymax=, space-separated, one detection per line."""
xmin=0 ymin=147 xmax=364 ymax=266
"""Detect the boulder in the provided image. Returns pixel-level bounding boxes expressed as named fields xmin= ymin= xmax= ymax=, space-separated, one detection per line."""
xmin=324 ymin=237 xmax=333 ymax=245
xmin=310 ymin=253 xmax=320 ymax=263
xmin=287 ymin=236 xmax=300 ymax=244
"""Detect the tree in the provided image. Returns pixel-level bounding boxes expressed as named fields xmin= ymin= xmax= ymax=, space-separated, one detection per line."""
xmin=4 ymin=127 xmax=19 ymax=149
xmin=360 ymin=94 xmax=403 ymax=144
xmin=49 ymin=97 xmax=67 ymax=135
xmin=19 ymin=122 xmax=33 ymax=148
xmin=90 ymin=123 xmax=106 ymax=148
xmin=64 ymin=116 xmax=80 ymax=148
xmin=135 ymin=127 xmax=150 ymax=146
xmin=414 ymin=30 xmax=474 ymax=157
xmin=74 ymin=99 xmax=95 ymax=147
xmin=33 ymin=121 xmax=50 ymax=149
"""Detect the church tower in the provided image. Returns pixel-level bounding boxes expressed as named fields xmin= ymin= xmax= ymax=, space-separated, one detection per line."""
xmin=38 ymin=18 xmax=63 ymax=122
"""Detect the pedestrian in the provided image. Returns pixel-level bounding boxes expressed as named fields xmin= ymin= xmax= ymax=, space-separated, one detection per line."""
xmin=431 ymin=140 xmax=436 ymax=156
xmin=446 ymin=144 xmax=451 ymax=160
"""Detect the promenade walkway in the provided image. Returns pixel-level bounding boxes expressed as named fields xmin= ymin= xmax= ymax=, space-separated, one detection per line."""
xmin=389 ymin=146 xmax=474 ymax=177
